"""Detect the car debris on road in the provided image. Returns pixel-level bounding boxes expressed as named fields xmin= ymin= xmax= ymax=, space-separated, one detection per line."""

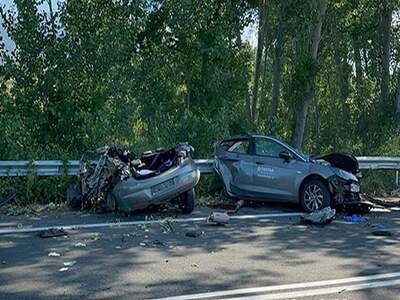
xmin=39 ymin=228 xmax=68 ymax=238
xmin=67 ymin=143 xmax=200 ymax=214
xmin=206 ymin=212 xmax=230 ymax=225
xmin=301 ymin=207 xmax=336 ymax=224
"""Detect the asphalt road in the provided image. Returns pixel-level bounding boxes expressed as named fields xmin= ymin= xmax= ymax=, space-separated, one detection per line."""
xmin=1 ymin=203 xmax=400 ymax=300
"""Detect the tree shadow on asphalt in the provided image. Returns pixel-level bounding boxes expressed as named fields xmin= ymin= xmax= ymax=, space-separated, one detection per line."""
xmin=1 ymin=203 xmax=400 ymax=300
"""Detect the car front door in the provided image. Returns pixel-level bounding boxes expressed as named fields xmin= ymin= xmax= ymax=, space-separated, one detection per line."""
xmin=215 ymin=139 xmax=254 ymax=197
xmin=251 ymin=137 xmax=307 ymax=201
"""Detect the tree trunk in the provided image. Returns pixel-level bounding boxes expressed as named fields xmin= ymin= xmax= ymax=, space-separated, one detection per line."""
xmin=396 ymin=87 xmax=400 ymax=114
xmin=334 ymin=49 xmax=351 ymax=137
xmin=267 ymin=9 xmax=284 ymax=129
xmin=249 ymin=0 xmax=270 ymax=128
xmin=353 ymin=38 xmax=363 ymax=90
xmin=293 ymin=0 xmax=328 ymax=149
xmin=381 ymin=3 xmax=392 ymax=110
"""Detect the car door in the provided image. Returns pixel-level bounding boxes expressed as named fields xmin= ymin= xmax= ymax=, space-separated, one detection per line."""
xmin=215 ymin=139 xmax=254 ymax=197
xmin=252 ymin=137 xmax=307 ymax=201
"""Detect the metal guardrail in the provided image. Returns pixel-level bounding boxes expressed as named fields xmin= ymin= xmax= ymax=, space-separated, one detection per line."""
xmin=0 ymin=159 xmax=215 ymax=177
xmin=0 ymin=157 xmax=399 ymax=177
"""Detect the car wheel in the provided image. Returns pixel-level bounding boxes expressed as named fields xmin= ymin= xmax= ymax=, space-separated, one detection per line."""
xmin=180 ymin=189 xmax=195 ymax=214
xmin=300 ymin=179 xmax=331 ymax=212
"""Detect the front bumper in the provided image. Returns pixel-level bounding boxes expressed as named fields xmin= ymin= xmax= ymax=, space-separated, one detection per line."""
xmin=328 ymin=176 xmax=361 ymax=204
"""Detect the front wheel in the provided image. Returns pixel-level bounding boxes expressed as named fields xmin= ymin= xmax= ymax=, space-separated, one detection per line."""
xmin=180 ymin=189 xmax=195 ymax=214
xmin=300 ymin=179 xmax=331 ymax=212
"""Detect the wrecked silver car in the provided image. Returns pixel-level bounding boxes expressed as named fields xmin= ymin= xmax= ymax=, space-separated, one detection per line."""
xmin=214 ymin=134 xmax=363 ymax=212
xmin=69 ymin=143 xmax=200 ymax=214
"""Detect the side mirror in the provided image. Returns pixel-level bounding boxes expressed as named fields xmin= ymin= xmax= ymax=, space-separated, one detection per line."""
xmin=279 ymin=150 xmax=292 ymax=162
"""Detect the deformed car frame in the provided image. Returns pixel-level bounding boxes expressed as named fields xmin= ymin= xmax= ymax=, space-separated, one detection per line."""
xmin=71 ymin=143 xmax=200 ymax=214
xmin=214 ymin=134 xmax=364 ymax=212
xmin=108 ymin=147 xmax=200 ymax=213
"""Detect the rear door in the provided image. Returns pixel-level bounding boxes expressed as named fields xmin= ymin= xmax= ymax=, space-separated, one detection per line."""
xmin=252 ymin=137 xmax=307 ymax=201
xmin=215 ymin=138 xmax=254 ymax=196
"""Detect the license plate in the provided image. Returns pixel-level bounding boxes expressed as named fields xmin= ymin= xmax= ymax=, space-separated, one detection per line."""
xmin=152 ymin=178 xmax=175 ymax=196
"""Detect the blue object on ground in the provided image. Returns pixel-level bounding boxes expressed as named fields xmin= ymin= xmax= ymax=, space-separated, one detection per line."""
xmin=377 ymin=224 xmax=386 ymax=229
xmin=344 ymin=215 xmax=364 ymax=223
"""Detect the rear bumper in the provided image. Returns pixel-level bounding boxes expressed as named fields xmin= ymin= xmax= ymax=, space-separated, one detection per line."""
xmin=112 ymin=164 xmax=200 ymax=213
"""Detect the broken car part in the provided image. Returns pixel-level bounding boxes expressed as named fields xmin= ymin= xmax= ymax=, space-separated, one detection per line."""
xmin=206 ymin=212 xmax=230 ymax=225
xmin=301 ymin=207 xmax=336 ymax=224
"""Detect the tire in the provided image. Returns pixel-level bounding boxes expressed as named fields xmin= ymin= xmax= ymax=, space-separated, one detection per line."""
xmin=180 ymin=188 xmax=195 ymax=214
xmin=300 ymin=179 xmax=331 ymax=212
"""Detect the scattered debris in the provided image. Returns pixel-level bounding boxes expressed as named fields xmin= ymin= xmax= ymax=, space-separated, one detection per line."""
xmin=74 ymin=242 xmax=87 ymax=248
xmin=48 ymin=252 xmax=61 ymax=257
xmin=233 ymin=200 xmax=245 ymax=214
xmin=344 ymin=214 xmax=365 ymax=223
xmin=115 ymin=246 xmax=122 ymax=249
xmin=191 ymin=263 xmax=199 ymax=268
xmin=59 ymin=267 xmax=69 ymax=272
xmin=1 ymin=261 xmax=6 ymax=265
xmin=151 ymin=240 xmax=169 ymax=247
xmin=139 ymin=242 xmax=147 ymax=247
xmin=372 ymin=230 xmax=392 ymax=237
xmin=39 ymin=228 xmax=68 ymax=238
xmin=159 ymin=218 xmax=175 ymax=233
xmin=207 ymin=212 xmax=230 ymax=225
xmin=301 ymin=207 xmax=336 ymax=224
xmin=63 ymin=261 xmax=77 ymax=267
xmin=363 ymin=194 xmax=400 ymax=208
xmin=91 ymin=233 xmax=102 ymax=241
xmin=341 ymin=201 xmax=373 ymax=214
xmin=185 ymin=229 xmax=203 ymax=238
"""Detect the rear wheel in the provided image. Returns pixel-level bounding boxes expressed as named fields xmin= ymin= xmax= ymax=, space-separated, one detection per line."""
xmin=300 ymin=179 xmax=331 ymax=212
xmin=180 ymin=189 xmax=195 ymax=214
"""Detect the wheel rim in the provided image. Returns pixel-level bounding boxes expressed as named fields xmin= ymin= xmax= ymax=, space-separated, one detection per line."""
xmin=304 ymin=184 xmax=324 ymax=211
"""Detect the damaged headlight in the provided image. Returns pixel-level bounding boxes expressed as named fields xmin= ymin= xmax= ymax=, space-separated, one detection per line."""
xmin=350 ymin=183 xmax=360 ymax=193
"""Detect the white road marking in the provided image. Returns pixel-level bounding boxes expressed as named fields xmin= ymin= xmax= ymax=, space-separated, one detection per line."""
xmin=227 ymin=278 xmax=400 ymax=300
xmin=153 ymin=272 xmax=400 ymax=300
xmin=0 ymin=212 xmax=304 ymax=235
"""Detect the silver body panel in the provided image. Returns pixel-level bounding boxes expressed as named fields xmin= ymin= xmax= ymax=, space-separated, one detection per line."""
xmin=111 ymin=158 xmax=200 ymax=213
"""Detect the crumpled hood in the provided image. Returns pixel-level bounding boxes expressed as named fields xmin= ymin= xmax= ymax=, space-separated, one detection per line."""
xmin=330 ymin=166 xmax=358 ymax=182
xmin=314 ymin=153 xmax=359 ymax=175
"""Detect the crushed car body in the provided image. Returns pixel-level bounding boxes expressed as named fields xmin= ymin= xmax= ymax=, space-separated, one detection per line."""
xmin=68 ymin=143 xmax=200 ymax=214
xmin=214 ymin=134 xmax=366 ymax=212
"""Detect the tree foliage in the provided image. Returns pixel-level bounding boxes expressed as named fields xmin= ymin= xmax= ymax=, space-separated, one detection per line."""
xmin=0 ymin=0 xmax=399 ymax=159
